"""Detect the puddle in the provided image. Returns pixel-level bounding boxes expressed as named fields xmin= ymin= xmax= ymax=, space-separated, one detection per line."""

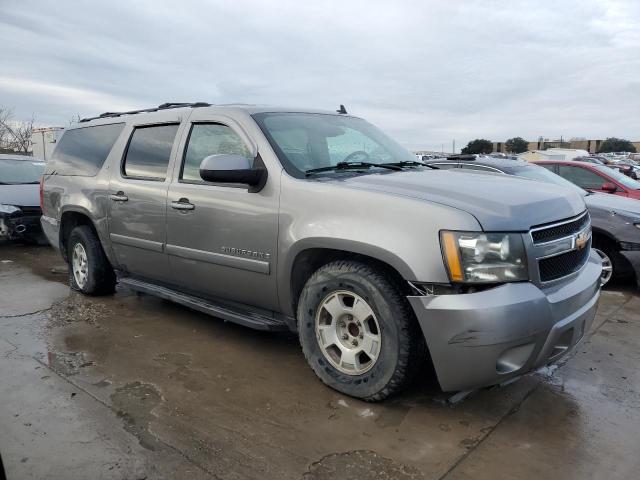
xmin=111 ymin=381 xmax=163 ymax=451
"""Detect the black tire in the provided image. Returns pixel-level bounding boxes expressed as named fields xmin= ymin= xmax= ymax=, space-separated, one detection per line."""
xmin=297 ymin=260 xmax=424 ymax=401
xmin=67 ymin=225 xmax=116 ymax=295
xmin=592 ymin=236 xmax=630 ymax=286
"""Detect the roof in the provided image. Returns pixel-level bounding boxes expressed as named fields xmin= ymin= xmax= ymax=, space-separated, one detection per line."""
xmin=78 ymin=102 xmax=350 ymax=124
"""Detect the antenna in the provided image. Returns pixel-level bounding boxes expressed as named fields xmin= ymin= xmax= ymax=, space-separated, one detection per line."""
xmin=336 ymin=104 xmax=348 ymax=114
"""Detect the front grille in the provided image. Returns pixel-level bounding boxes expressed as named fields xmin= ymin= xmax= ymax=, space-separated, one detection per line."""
xmin=531 ymin=212 xmax=590 ymax=244
xmin=539 ymin=242 xmax=591 ymax=282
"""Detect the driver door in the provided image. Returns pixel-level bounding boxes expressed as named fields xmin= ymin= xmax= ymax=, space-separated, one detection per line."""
xmin=165 ymin=112 xmax=280 ymax=311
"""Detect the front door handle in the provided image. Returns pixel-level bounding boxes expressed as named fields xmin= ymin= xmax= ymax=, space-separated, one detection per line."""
xmin=109 ymin=191 xmax=128 ymax=202
xmin=171 ymin=198 xmax=195 ymax=211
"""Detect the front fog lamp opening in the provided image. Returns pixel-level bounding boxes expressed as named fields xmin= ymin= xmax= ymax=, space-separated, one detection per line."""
xmin=440 ymin=231 xmax=528 ymax=284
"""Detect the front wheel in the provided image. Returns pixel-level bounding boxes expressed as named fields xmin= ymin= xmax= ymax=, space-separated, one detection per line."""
xmin=297 ymin=261 xmax=424 ymax=401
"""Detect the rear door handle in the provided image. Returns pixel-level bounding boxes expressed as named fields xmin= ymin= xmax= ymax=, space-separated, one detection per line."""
xmin=171 ymin=198 xmax=195 ymax=211
xmin=109 ymin=191 xmax=128 ymax=202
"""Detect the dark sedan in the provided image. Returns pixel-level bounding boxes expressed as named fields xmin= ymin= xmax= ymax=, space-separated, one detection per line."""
xmin=0 ymin=155 xmax=46 ymax=243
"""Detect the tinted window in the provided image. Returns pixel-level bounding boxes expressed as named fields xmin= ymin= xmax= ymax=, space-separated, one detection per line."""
xmin=51 ymin=123 xmax=124 ymax=176
xmin=0 ymin=159 xmax=44 ymax=184
xmin=558 ymin=165 xmax=606 ymax=189
xmin=181 ymin=124 xmax=251 ymax=183
xmin=123 ymin=124 xmax=179 ymax=180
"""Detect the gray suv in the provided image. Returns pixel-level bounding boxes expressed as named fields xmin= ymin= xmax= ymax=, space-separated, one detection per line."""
xmin=41 ymin=103 xmax=602 ymax=400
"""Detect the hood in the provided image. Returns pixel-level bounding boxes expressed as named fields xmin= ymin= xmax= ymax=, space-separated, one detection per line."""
xmin=0 ymin=184 xmax=40 ymax=208
xmin=586 ymin=192 xmax=640 ymax=218
xmin=336 ymin=169 xmax=586 ymax=231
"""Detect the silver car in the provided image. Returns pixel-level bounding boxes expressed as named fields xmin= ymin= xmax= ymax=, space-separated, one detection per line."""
xmin=41 ymin=103 xmax=601 ymax=400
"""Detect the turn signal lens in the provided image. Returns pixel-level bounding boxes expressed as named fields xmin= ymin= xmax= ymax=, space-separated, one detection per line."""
xmin=441 ymin=231 xmax=464 ymax=282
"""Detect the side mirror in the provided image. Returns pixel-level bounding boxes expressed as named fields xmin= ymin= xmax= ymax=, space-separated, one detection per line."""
xmin=199 ymin=154 xmax=267 ymax=192
xmin=601 ymin=182 xmax=617 ymax=193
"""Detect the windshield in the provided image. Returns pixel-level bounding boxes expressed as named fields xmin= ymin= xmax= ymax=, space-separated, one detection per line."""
xmin=506 ymin=164 xmax=587 ymax=195
xmin=0 ymin=159 xmax=45 ymax=184
xmin=593 ymin=164 xmax=640 ymax=189
xmin=252 ymin=113 xmax=415 ymax=176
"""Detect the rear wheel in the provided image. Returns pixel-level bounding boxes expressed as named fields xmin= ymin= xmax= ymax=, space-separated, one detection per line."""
xmin=297 ymin=260 xmax=424 ymax=401
xmin=67 ymin=225 xmax=116 ymax=295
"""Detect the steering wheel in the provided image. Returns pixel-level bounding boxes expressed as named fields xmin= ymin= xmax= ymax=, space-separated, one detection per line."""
xmin=342 ymin=150 xmax=370 ymax=163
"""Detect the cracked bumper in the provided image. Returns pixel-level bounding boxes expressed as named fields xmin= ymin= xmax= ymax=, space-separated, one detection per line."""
xmin=408 ymin=252 xmax=602 ymax=392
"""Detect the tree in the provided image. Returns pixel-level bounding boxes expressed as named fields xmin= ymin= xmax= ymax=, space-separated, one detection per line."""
xmin=461 ymin=139 xmax=493 ymax=154
xmin=598 ymin=137 xmax=637 ymax=154
xmin=504 ymin=136 xmax=529 ymax=154
xmin=0 ymin=107 xmax=35 ymax=153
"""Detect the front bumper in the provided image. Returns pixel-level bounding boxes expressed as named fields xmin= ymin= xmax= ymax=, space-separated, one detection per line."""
xmin=407 ymin=251 xmax=602 ymax=392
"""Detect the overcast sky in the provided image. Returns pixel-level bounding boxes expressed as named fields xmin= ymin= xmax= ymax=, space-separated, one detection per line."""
xmin=0 ymin=0 xmax=638 ymax=151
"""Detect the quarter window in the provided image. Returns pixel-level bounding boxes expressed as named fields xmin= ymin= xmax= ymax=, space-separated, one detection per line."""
xmin=51 ymin=123 xmax=125 ymax=176
xmin=557 ymin=165 xmax=606 ymax=190
xmin=123 ymin=124 xmax=179 ymax=180
xmin=181 ymin=124 xmax=251 ymax=183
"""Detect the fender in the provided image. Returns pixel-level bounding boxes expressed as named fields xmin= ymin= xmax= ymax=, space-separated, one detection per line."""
xmin=277 ymin=236 xmax=416 ymax=317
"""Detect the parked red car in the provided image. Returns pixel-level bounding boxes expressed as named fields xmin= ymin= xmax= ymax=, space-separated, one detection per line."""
xmin=532 ymin=160 xmax=640 ymax=200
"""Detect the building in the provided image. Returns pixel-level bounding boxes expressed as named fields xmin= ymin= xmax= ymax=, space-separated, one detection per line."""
xmin=492 ymin=138 xmax=638 ymax=154
xmin=31 ymin=127 xmax=64 ymax=161
xmin=517 ymin=148 xmax=589 ymax=162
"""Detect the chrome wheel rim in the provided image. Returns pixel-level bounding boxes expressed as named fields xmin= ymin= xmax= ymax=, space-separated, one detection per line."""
xmin=593 ymin=248 xmax=613 ymax=286
xmin=315 ymin=290 xmax=381 ymax=375
xmin=72 ymin=243 xmax=88 ymax=288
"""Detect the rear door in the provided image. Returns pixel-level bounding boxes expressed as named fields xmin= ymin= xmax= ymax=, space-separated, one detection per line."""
xmin=108 ymin=114 xmax=184 ymax=283
xmin=165 ymin=112 xmax=280 ymax=310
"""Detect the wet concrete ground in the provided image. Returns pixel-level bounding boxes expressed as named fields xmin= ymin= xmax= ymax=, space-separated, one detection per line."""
xmin=1 ymin=243 xmax=639 ymax=479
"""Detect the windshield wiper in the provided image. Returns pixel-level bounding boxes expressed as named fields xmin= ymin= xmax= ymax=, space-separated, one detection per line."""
xmin=380 ymin=160 xmax=439 ymax=169
xmin=305 ymin=161 xmax=402 ymax=175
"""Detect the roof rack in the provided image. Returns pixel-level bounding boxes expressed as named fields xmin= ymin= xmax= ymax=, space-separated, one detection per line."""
xmin=79 ymin=102 xmax=211 ymax=123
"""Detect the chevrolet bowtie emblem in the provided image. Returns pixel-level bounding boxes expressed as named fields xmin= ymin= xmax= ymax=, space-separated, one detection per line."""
xmin=575 ymin=230 xmax=590 ymax=251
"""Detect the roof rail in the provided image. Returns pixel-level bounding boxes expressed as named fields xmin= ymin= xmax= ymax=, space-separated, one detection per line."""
xmin=79 ymin=102 xmax=212 ymax=123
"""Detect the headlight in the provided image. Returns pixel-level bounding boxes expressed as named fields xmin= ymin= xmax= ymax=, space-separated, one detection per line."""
xmin=440 ymin=231 xmax=528 ymax=283
xmin=0 ymin=204 xmax=20 ymax=214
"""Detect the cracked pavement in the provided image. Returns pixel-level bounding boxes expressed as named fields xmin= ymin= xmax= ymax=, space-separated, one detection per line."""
xmin=1 ymin=243 xmax=639 ymax=479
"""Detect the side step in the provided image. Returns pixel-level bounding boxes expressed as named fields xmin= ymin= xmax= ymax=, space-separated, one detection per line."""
xmin=118 ymin=277 xmax=288 ymax=332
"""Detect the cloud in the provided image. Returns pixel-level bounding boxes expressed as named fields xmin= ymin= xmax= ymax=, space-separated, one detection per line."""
xmin=0 ymin=0 xmax=639 ymax=150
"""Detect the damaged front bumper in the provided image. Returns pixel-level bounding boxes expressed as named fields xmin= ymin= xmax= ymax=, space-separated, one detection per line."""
xmin=407 ymin=251 xmax=602 ymax=392
xmin=0 ymin=207 xmax=43 ymax=240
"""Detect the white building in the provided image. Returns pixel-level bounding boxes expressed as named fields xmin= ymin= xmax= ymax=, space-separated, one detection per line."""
xmin=31 ymin=127 xmax=64 ymax=161
xmin=518 ymin=148 xmax=589 ymax=162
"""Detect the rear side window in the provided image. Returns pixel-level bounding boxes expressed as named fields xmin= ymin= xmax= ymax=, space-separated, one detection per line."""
xmin=51 ymin=123 xmax=124 ymax=176
xmin=122 ymin=124 xmax=179 ymax=181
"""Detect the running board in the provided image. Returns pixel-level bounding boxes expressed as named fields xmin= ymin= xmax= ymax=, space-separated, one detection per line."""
xmin=118 ymin=277 xmax=288 ymax=331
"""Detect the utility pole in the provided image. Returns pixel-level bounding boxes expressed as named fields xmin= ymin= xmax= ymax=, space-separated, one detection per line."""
xmin=452 ymin=139 xmax=455 ymax=154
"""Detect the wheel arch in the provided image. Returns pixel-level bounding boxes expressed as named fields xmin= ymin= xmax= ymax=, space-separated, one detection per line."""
xmin=281 ymin=239 xmax=414 ymax=319
xmin=59 ymin=208 xmax=101 ymax=262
